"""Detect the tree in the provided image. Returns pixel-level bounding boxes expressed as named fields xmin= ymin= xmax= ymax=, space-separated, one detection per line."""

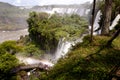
xmin=0 ymin=41 xmax=22 ymax=55
xmin=90 ymin=0 xmax=96 ymax=42
xmin=101 ymin=0 xmax=113 ymax=35
xmin=111 ymin=0 xmax=120 ymax=20
xmin=107 ymin=20 xmax=120 ymax=46
xmin=0 ymin=53 xmax=18 ymax=79
xmin=24 ymin=44 xmax=44 ymax=57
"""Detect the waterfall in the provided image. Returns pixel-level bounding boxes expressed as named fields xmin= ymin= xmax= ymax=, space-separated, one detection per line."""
xmin=37 ymin=7 xmax=90 ymax=17
xmin=93 ymin=10 xmax=102 ymax=35
xmin=89 ymin=12 xmax=120 ymax=35
xmin=53 ymin=34 xmax=87 ymax=63
xmin=89 ymin=10 xmax=102 ymax=35
xmin=54 ymin=38 xmax=72 ymax=61
xmin=110 ymin=14 xmax=120 ymax=30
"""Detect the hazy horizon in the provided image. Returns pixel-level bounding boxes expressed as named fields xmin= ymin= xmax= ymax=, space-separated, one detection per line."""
xmin=0 ymin=0 xmax=93 ymax=6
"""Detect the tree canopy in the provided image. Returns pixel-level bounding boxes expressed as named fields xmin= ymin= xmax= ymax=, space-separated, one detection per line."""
xmin=0 ymin=41 xmax=21 ymax=79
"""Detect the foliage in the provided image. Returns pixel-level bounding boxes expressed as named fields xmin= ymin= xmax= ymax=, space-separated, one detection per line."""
xmin=0 ymin=41 xmax=22 ymax=55
xmin=0 ymin=40 xmax=20 ymax=79
xmin=27 ymin=12 xmax=88 ymax=51
xmin=24 ymin=44 xmax=44 ymax=58
xmin=40 ymin=36 xmax=120 ymax=80
xmin=112 ymin=0 xmax=120 ymax=20
xmin=99 ymin=0 xmax=120 ymax=27
xmin=0 ymin=53 xmax=19 ymax=80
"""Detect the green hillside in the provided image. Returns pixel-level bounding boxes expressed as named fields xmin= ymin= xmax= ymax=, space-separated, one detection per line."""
xmin=0 ymin=2 xmax=29 ymax=30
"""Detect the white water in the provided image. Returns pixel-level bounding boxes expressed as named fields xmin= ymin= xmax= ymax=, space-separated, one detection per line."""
xmin=39 ymin=7 xmax=90 ymax=17
xmin=54 ymin=38 xmax=72 ymax=61
xmin=93 ymin=10 xmax=102 ymax=35
xmin=53 ymin=34 xmax=87 ymax=63
xmin=89 ymin=10 xmax=102 ymax=35
xmin=110 ymin=14 xmax=120 ymax=30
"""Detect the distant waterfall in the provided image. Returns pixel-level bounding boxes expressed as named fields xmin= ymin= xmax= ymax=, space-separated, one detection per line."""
xmin=39 ymin=7 xmax=90 ymax=17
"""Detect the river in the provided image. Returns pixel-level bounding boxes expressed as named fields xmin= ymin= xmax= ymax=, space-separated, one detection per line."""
xmin=0 ymin=29 xmax=29 ymax=43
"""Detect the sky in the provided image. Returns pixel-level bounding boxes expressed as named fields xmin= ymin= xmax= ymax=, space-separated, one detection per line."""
xmin=0 ymin=0 xmax=93 ymax=6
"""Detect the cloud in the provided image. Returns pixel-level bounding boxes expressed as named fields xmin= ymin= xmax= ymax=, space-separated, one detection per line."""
xmin=0 ymin=0 xmax=93 ymax=6
xmin=38 ymin=0 xmax=92 ymax=5
xmin=16 ymin=0 xmax=21 ymax=4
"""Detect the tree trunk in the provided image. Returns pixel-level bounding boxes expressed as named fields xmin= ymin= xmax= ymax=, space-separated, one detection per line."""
xmin=101 ymin=0 xmax=113 ymax=35
xmin=90 ymin=0 xmax=96 ymax=42
xmin=107 ymin=28 xmax=120 ymax=46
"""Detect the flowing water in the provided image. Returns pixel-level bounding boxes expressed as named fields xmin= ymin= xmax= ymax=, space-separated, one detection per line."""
xmin=110 ymin=14 xmax=120 ymax=30
xmin=89 ymin=10 xmax=102 ymax=35
xmin=53 ymin=34 xmax=87 ymax=63
xmin=0 ymin=29 xmax=29 ymax=43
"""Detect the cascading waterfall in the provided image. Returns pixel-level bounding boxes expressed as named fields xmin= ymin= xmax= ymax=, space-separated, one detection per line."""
xmin=54 ymin=38 xmax=73 ymax=61
xmin=53 ymin=34 xmax=87 ymax=63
